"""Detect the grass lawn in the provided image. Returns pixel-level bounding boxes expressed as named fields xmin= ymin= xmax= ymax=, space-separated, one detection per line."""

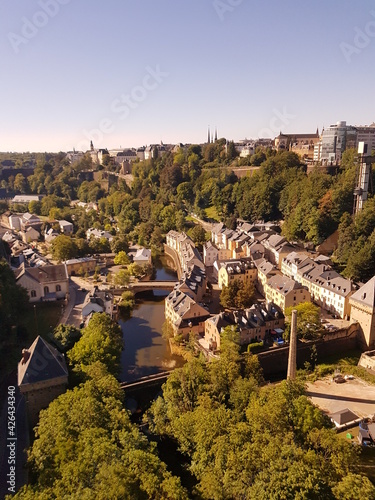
xmin=204 ymin=206 xmax=220 ymax=221
xmin=307 ymin=349 xmax=375 ymax=385
xmin=0 ymin=302 xmax=62 ymax=382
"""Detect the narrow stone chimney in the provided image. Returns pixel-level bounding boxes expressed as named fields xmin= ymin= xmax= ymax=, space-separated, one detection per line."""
xmin=21 ymin=349 xmax=30 ymax=365
xmin=287 ymin=310 xmax=297 ymax=380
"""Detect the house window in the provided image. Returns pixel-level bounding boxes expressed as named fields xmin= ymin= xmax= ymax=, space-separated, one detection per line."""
xmin=31 ymin=290 xmax=36 ymax=298
xmin=44 ymin=286 xmax=49 ymax=294
xmin=56 ymin=285 xmax=61 ymax=292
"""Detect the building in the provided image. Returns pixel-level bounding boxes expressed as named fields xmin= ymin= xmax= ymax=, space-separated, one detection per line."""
xmin=255 ymin=257 xmax=278 ymax=296
xmin=203 ymin=241 xmax=218 ymax=267
xmin=218 ymin=258 xmax=257 ymax=289
xmin=320 ymin=121 xmax=357 ymax=164
xmin=11 ymin=195 xmax=43 ymax=204
xmin=300 ymin=265 xmax=353 ymax=319
xmin=265 ymin=274 xmax=310 ymax=312
xmin=274 ymin=130 xmax=320 ymax=160
xmin=349 ymin=276 xmax=375 ymax=349
xmin=58 ymin=220 xmax=74 ymax=235
xmin=16 ymin=263 xmax=69 ymax=302
xmin=176 ymin=264 xmax=207 ymax=302
xmin=204 ymin=302 xmax=284 ymax=350
xmin=18 ymin=336 xmax=68 ymax=427
xmin=132 ymin=248 xmax=152 ymax=265
xmin=20 ymin=226 xmax=40 ymax=243
xmin=64 ymin=257 xmax=97 ymax=276
xmin=86 ymin=227 xmax=113 ymax=242
xmin=81 ymin=289 xmax=116 ymax=322
xmin=165 ymin=290 xmax=210 ymax=338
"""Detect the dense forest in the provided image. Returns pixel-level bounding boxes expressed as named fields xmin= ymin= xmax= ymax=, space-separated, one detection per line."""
xmin=1 ymin=143 xmax=374 ymax=281
xmin=11 ymin=322 xmax=375 ymax=499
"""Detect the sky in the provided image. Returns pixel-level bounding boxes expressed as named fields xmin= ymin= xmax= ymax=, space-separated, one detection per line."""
xmin=1 ymin=0 xmax=375 ymax=152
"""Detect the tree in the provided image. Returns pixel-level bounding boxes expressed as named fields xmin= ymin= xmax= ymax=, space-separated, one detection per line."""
xmin=114 ymin=251 xmax=130 ymax=266
xmin=0 ymin=259 xmax=29 ymax=341
xmin=68 ymin=313 xmax=123 ymax=377
xmin=187 ymin=225 xmax=208 ymax=249
xmin=110 ymin=235 xmax=129 ymax=254
xmin=15 ymin=362 xmax=188 ymax=499
xmin=332 ymin=473 xmax=375 ymax=499
xmin=51 ymin=235 xmax=78 ymax=261
xmin=49 ymin=324 xmax=81 ymax=352
xmin=220 ymin=279 xmax=255 ymax=309
xmin=285 ymin=302 xmax=322 ymax=340
xmin=114 ymin=268 xmax=130 ymax=287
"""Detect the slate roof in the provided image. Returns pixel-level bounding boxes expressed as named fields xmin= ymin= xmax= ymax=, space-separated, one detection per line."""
xmin=17 ymin=263 xmax=68 ymax=284
xmin=18 ymin=336 xmax=68 ymax=386
xmin=330 ymin=408 xmax=359 ymax=426
xmin=350 ymin=276 xmax=375 ymax=309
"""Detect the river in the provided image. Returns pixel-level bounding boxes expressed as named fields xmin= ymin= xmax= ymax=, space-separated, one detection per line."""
xmin=119 ymin=255 xmax=185 ymax=382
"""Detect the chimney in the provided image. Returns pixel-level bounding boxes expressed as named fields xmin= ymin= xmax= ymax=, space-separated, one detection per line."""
xmin=21 ymin=349 xmax=30 ymax=365
xmin=287 ymin=310 xmax=297 ymax=380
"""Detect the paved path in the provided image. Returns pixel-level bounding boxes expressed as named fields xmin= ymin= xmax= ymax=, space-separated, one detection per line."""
xmin=307 ymin=378 xmax=375 ymax=419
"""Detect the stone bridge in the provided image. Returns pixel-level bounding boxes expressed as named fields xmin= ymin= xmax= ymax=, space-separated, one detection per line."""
xmin=129 ymin=280 xmax=177 ymax=294
xmin=120 ymin=370 xmax=174 ymax=392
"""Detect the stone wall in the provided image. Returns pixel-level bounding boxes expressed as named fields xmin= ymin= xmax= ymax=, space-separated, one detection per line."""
xmin=257 ymin=323 xmax=360 ymax=378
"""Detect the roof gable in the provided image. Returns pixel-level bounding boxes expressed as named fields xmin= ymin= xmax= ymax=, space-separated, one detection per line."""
xmin=18 ymin=336 xmax=68 ymax=386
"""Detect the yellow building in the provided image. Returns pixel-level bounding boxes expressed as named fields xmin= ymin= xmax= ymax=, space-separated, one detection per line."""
xmin=218 ymin=258 xmax=257 ymax=289
xmin=265 ymin=274 xmax=310 ymax=312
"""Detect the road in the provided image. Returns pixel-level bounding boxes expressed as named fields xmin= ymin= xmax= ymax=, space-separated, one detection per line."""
xmin=60 ymin=278 xmax=94 ymax=328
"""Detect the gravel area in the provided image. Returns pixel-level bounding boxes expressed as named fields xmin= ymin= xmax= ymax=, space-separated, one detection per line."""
xmin=306 ymin=377 xmax=375 ymax=419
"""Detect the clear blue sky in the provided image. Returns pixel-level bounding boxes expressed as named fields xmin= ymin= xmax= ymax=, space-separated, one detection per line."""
xmin=1 ymin=0 xmax=375 ymax=152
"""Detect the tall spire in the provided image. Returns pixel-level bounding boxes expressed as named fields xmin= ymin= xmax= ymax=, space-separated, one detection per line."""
xmin=90 ymin=140 xmax=94 ymax=151
xmin=215 ymin=126 xmax=218 ymax=142
xmin=208 ymin=126 xmax=211 ymax=144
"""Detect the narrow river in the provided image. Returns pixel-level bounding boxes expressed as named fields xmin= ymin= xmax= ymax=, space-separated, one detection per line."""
xmin=119 ymin=256 xmax=185 ymax=382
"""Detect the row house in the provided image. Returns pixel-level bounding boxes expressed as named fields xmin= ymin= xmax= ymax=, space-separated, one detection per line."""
xmin=204 ymin=302 xmax=284 ymax=351
xmin=180 ymin=240 xmax=204 ymax=272
xmin=281 ymin=251 xmax=353 ymax=319
xmin=166 ymin=230 xmax=193 ymax=255
xmin=176 ymin=264 xmax=207 ymax=302
xmin=165 ymin=290 xmax=210 ymax=338
xmin=265 ymin=274 xmax=310 ymax=312
xmin=300 ymin=264 xmax=353 ymax=319
xmin=203 ymin=241 xmax=232 ymax=267
xmin=254 ymin=257 xmax=278 ymax=296
xmin=262 ymin=234 xmax=295 ymax=269
xmin=218 ymin=258 xmax=257 ymax=289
